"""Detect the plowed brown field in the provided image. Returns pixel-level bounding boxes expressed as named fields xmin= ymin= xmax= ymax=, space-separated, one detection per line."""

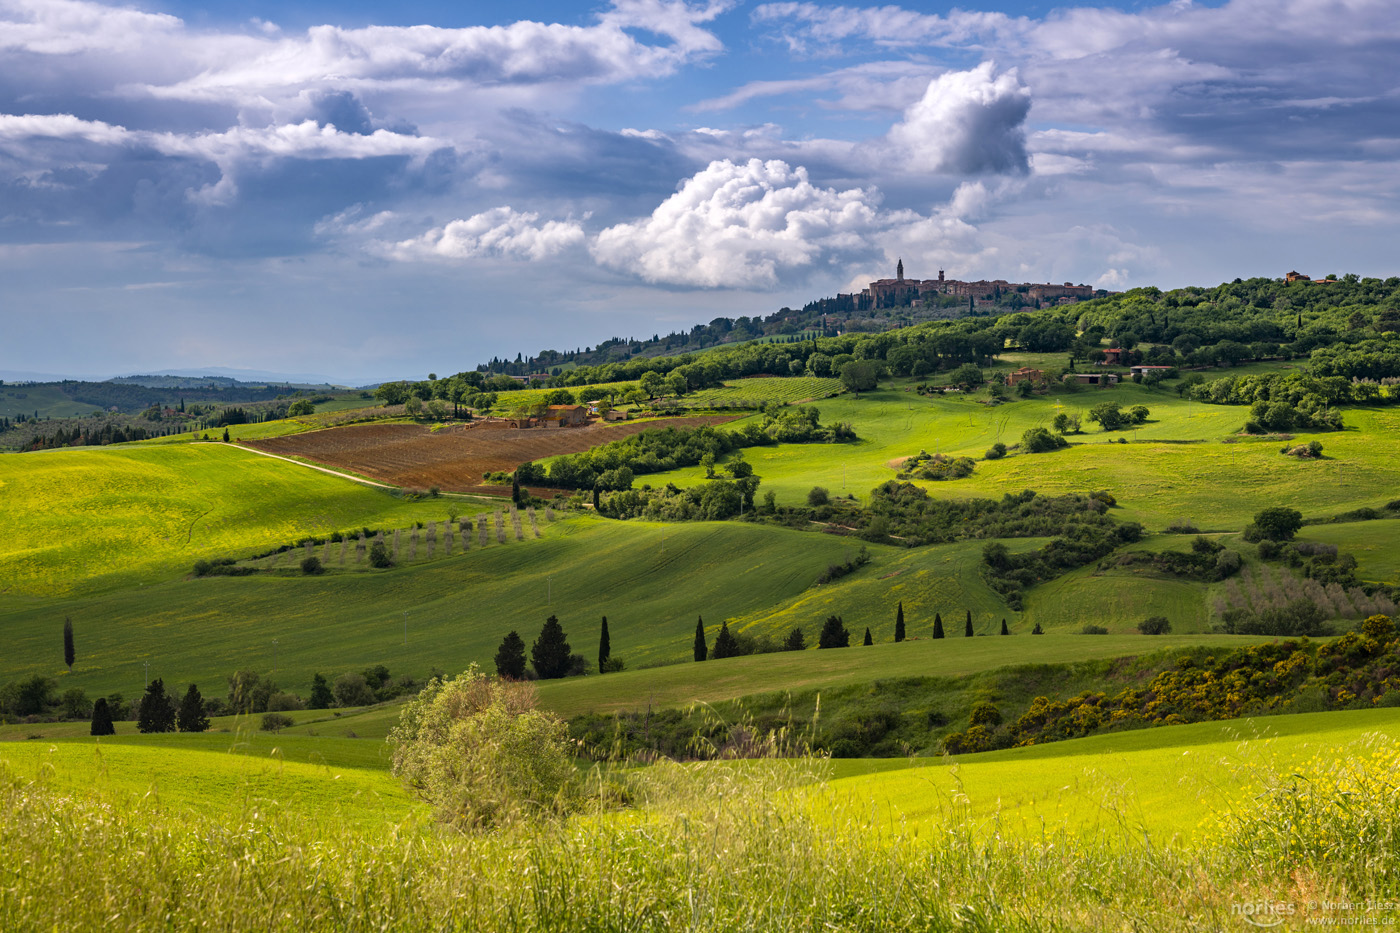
xmin=244 ymin=417 xmax=736 ymax=493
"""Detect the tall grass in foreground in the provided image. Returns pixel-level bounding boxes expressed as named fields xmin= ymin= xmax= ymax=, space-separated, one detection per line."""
xmin=4 ymin=742 xmax=1400 ymax=931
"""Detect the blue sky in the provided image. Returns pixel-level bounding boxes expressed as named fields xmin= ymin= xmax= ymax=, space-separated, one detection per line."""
xmin=1 ymin=0 xmax=1395 ymax=384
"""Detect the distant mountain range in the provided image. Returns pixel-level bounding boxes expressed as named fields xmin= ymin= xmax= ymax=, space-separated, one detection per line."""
xmin=0 ymin=367 xmax=374 ymax=388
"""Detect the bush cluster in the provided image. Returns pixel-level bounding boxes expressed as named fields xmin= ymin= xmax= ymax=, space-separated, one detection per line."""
xmin=945 ymin=617 xmax=1399 ymax=753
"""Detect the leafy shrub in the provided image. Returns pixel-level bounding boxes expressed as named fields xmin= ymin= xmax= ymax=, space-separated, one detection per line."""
xmin=968 ymin=702 xmax=1003 ymax=728
xmin=368 ymin=540 xmax=393 ymax=568
xmin=333 ymin=672 xmax=376 ymax=707
xmin=1021 ymin=427 xmax=1069 ymax=453
xmin=1243 ymin=506 xmax=1304 ymax=542
xmin=807 ymin=486 xmax=830 ymax=506
xmin=389 ymin=666 xmax=575 ymax=830
xmin=1138 ymin=616 xmax=1171 ymax=635
xmin=265 ymin=691 xmax=304 ymax=712
xmin=984 ymin=442 xmax=1006 ymax=460
xmin=300 ymin=555 xmax=324 ymax=575
xmin=260 ymin=712 xmax=294 ymax=732
xmin=1081 ymin=625 xmax=1109 ymax=635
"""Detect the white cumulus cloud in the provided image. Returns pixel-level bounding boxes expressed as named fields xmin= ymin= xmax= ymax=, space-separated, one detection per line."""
xmin=591 ymin=158 xmax=889 ymax=288
xmin=887 ymin=62 xmax=1031 ymax=175
xmin=381 ymin=207 xmax=586 ymax=262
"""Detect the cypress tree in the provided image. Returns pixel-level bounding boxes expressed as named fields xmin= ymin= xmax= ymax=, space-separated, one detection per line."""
xmin=598 ymin=616 xmax=611 ymax=672
xmin=783 ymin=627 xmax=806 ymax=651
xmin=137 ymin=678 xmax=176 ymax=734
xmin=965 ymin=610 xmax=974 ymax=637
xmin=863 ymin=626 xmax=873 ymax=646
xmin=818 ymin=615 xmax=850 ymax=649
xmin=894 ymin=602 xmax=905 ymax=643
xmin=693 ymin=616 xmax=708 ymax=661
xmin=177 ymin=684 xmax=209 ymax=733
xmin=1000 ymin=618 xmax=1010 ymax=635
xmin=511 ymin=472 xmax=522 ymax=505
xmin=309 ymin=673 xmax=335 ymax=709
xmin=63 ymin=616 xmax=75 ymax=672
xmin=933 ymin=612 xmax=945 ymax=639
xmin=593 ymin=486 xmax=601 ymax=510
xmin=495 ymin=631 xmax=527 ymax=679
xmin=90 ymin=697 xmax=115 ymax=736
xmin=531 ymin=616 xmax=571 ymax=680
xmin=711 ymin=621 xmax=740 ymax=659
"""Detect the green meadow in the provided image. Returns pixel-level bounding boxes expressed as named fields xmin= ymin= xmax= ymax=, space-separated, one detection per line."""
xmin=1299 ymin=519 xmax=1400 ymax=584
xmin=644 ymin=380 xmax=1400 ymax=529
xmin=0 ymin=443 xmax=485 ymax=596
xmin=1 ymin=517 xmax=939 ymax=696
xmin=823 ymin=706 xmax=1400 ymax=842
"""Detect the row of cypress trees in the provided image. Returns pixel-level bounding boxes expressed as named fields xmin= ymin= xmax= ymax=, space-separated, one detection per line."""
xmin=91 ymin=678 xmax=210 ymax=736
xmin=692 ymin=602 xmax=1015 ymax=660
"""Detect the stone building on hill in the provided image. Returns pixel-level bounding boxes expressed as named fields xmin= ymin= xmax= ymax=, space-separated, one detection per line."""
xmin=843 ymin=261 xmax=1095 ymax=311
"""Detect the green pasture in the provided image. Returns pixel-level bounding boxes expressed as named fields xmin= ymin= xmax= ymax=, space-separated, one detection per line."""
xmin=643 ymin=382 xmax=1400 ymax=530
xmin=679 ymin=376 xmax=844 ymax=407
xmin=0 ymin=737 xmax=415 ymax=825
xmin=1299 ymin=519 xmax=1400 ymax=584
xmin=1023 ymin=561 xmax=1212 ymax=632
xmin=822 ymin=706 xmax=1400 ymax=842
xmin=0 ymin=517 xmax=927 ymax=697
xmin=531 ymin=633 xmax=1270 ymax=718
xmin=0 ymin=443 xmax=484 ymax=595
xmin=488 ymin=380 xmax=637 ymax=414
xmin=724 ymin=536 xmax=1039 ymax=639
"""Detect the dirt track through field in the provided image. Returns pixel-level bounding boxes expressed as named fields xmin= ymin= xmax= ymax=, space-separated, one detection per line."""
xmin=245 ymin=417 xmax=736 ymax=492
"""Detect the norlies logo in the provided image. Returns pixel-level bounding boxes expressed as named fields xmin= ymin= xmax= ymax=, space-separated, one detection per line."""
xmin=1232 ymin=901 xmax=1295 ymax=928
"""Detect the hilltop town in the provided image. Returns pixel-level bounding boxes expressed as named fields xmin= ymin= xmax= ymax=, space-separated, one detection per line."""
xmin=846 ymin=259 xmax=1099 ymax=311
xmin=478 ymin=262 xmax=1111 ymax=379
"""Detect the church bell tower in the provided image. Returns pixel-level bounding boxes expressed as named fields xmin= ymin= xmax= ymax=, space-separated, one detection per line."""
xmin=896 ymin=258 xmax=904 ymax=282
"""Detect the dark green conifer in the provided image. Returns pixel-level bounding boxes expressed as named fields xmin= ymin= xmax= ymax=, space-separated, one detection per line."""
xmin=63 ymin=616 xmax=75 ymax=672
xmin=177 ymin=684 xmax=209 ymax=733
xmin=818 ymin=615 xmax=850 ymax=649
xmin=711 ymin=621 xmax=740 ymax=659
xmin=495 ymin=631 xmax=527 ymax=679
xmin=894 ymin=602 xmax=905 ymax=643
xmin=693 ymin=616 xmax=708 ymax=661
xmin=598 ymin=616 xmax=611 ymax=672
xmin=308 ymin=673 xmax=334 ymax=709
xmin=933 ymin=612 xmax=945 ymax=639
xmin=1000 ymin=618 xmax=1010 ymax=635
xmin=136 ymin=678 xmax=176 ymax=734
xmin=90 ymin=697 xmax=115 ymax=736
xmin=863 ymin=627 xmax=873 ymax=646
xmin=965 ymin=611 xmax=974 ymax=637
xmin=531 ymin=616 xmax=571 ymax=680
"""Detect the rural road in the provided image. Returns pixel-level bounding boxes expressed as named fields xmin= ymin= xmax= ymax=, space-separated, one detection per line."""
xmin=214 ymin=441 xmax=397 ymax=489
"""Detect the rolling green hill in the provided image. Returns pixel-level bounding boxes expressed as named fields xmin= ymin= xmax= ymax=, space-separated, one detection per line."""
xmin=0 ymin=383 xmax=104 ymax=420
xmin=0 ymin=443 xmax=484 ymax=596
xmin=1298 ymin=519 xmax=1400 ymax=584
xmin=822 ymin=706 xmax=1400 ymax=841
xmin=0 ymin=517 xmax=940 ymax=696
xmin=641 ymin=380 xmax=1400 ymax=529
